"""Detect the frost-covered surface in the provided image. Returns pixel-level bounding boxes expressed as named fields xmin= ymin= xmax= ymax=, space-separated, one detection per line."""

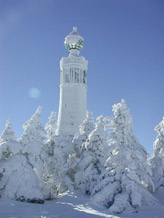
xmin=66 ymin=111 xmax=95 ymax=185
xmin=57 ymin=27 xmax=88 ymax=137
xmin=1 ymin=190 xmax=164 ymax=218
xmin=45 ymin=111 xmax=58 ymax=140
xmin=0 ymin=120 xmax=21 ymax=159
xmin=41 ymin=145 xmax=70 ymax=199
xmin=0 ymin=155 xmax=44 ymax=203
xmin=72 ymin=111 xmax=95 ymax=157
xmin=1 ymin=27 xmax=164 ymax=216
xmin=1 ymin=100 xmax=164 ymax=215
xmin=20 ymin=106 xmax=46 ymax=169
xmin=0 ymin=119 xmax=44 ymax=203
xmin=20 ymin=106 xmax=46 ymax=147
xmin=20 ymin=106 xmax=47 ymax=180
xmin=91 ymin=100 xmax=156 ymax=214
xmin=74 ymin=115 xmax=108 ymax=194
xmin=2 ymin=28 xmax=163 ymax=216
xmin=41 ymin=112 xmax=60 ymax=199
xmin=151 ymin=117 xmax=164 ymax=190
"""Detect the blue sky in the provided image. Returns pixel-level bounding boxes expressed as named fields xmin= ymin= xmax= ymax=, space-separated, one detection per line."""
xmin=0 ymin=0 xmax=164 ymax=155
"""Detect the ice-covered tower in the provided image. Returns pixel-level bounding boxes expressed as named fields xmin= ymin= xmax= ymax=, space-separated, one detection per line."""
xmin=57 ymin=27 xmax=88 ymax=138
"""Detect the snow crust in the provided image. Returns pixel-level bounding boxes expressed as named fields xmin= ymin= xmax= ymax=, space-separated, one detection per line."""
xmin=1 ymin=190 xmax=164 ymax=218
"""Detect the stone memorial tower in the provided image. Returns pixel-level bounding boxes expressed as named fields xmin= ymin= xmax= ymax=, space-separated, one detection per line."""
xmin=57 ymin=27 xmax=88 ymax=138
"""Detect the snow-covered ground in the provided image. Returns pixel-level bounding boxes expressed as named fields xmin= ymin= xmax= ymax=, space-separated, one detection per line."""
xmin=1 ymin=188 xmax=164 ymax=218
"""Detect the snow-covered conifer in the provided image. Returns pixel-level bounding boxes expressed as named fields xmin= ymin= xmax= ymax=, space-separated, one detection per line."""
xmin=73 ymin=111 xmax=95 ymax=157
xmin=40 ymin=112 xmax=62 ymax=199
xmin=91 ymin=99 xmax=156 ymax=214
xmin=74 ymin=115 xmax=108 ymax=194
xmin=151 ymin=117 xmax=164 ymax=190
xmin=45 ymin=111 xmax=57 ymax=140
xmin=41 ymin=144 xmax=64 ymax=199
xmin=107 ymin=99 xmax=134 ymax=146
xmin=45 ymin=146 xmax=70 ymax=197
xmin=0 ymin=120 xmax=21 ymax=159
xmin=20 ymin=107 xmax=47 ymax=181
xmin=0 ymin=154 xmax=44 ymax=203
xmin=44 ymin=111 xmax=58 ymax=156
xmin=66 ymin=112 xmax=95 ymax=187
xmin=20 ymin=106 xmax=46 ymax=146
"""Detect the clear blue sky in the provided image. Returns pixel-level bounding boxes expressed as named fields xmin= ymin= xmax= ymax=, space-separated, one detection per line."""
xmin=0 ymin=0 xmax=164 ymax=155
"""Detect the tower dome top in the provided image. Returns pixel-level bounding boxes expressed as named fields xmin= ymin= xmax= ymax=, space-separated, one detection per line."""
xmin=64 ymin=27 xmax=84 ymax=54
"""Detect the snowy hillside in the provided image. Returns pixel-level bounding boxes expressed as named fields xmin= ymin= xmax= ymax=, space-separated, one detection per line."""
xmin=1 ymin=188 xmax=164 ymax=218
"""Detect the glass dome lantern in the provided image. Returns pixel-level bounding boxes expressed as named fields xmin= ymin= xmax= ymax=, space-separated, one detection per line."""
xmin=64 ymin=27 xmax=84 ymax=53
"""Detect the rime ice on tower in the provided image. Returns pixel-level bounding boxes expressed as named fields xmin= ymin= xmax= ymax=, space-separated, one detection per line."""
xmin=57 ymin=27 xmax=88 ymax=138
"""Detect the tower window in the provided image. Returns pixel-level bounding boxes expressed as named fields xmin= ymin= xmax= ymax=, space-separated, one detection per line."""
xmin=83 ymin=70 xmax=86 ymax=84
xmin=75 ymin=72 xmax=79 ymax=82
xmin=70 ymin=68 xmax=73 ymax=82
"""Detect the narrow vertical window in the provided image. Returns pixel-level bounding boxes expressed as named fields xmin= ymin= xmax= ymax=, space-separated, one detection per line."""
xmin=75 ymin=71 xmax=79 ymax=83
xmin=70 ymin=68 xmax=74 ymax=82
xmin=83 ymin=70 xmax=86 ymax=84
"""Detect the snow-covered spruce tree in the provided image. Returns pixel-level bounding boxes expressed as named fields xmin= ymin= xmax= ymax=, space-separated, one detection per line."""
xmin=72 ymin=111 xmax=95 ymax=158
xmin=20 ymin=107 xmax=47 ymax=186
xmin=42 ymin=139 xmax=71 ymax=198
xmin=0 ymin=154 xmax=44 ymax=203
xmin=45 ymin=111 xmax=58 ymax=156
xmin=151 ymin=117 xmax=164 ymax=190
xmin=66 ymin=111 xmax=95 ymax=187
xmin=42 ymin=111 xmax=64 ymax=199
xmin=46 ymin=146 xmax=69 ymax=196
xmin=43 ymin=110 xmax=79 ymax=196
xmin=91 ymin=99 xmax=157 ymax=214
xmin=48 ymin=113 xmax=96 ymax=194
xmin=46 ymin=111 xmax=58 ymax=139
xmin=0 ymin=120 xmax=44 ymax=203
xmin=74 ymin=115 xmax=108 ymax=194
xmin=0 ymin=120 xmax=21 ymax=160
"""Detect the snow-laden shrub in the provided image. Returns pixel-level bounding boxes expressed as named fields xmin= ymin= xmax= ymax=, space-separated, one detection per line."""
xmin=91 ymin=99 xmax=157 ymax=214
xmin=0 ymin=154 xmax=44 ymax=203
xmin=151 ymin=117 xmax=164 ymax=190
